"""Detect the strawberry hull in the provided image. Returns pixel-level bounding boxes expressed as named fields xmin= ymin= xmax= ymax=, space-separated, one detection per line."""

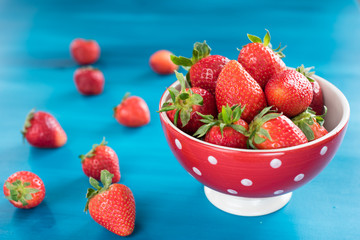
xmin=159 ymin=76 xmax=349 ymax=198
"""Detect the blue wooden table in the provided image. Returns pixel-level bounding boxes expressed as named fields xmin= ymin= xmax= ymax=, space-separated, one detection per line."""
xmin=1 ymin=0 xmax=359 ymax=239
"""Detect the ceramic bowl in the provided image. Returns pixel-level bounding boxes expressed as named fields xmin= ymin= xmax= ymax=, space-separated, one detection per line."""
xmin=159 ymin=75 xmax=350 ymax=216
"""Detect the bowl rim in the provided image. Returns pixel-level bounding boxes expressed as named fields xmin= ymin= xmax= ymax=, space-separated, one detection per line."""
xmin=159 ymin=74 xmax=350 ymax=153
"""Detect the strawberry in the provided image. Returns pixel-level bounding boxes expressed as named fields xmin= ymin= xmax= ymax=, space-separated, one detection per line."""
xmin=114 ymin=93 xmax=150 ymax=127
xmin=80 ymin=138 xmax=120 ymax=183
xmin=265 ymin=68 xmax=314 ymax=118
xmin=247 ymin=107 xmax=308 ymax=149
xmin=238 ymin=29 xmax=287 ymax=89
xmin=215 ymin=60 xmax=267 ymax=123
xmin=149 ymin=50 xmax=179 ymax=75
xmin=70 ymin=38 xmax=100 ymax=65
xmin=292 ymin=107 xmax=328 ymax=141
xmin=74 ymin=66 xmax=105 ymax=95
xmin=3 ymin=171 xmax=45 ymax=209
xmin=296 ymin=65 xmax=325 ymax=115
xmin=159 ymin=71 xmax=217 ymax=135
xmin=85 ymin=170 xmax=135 ymax=237
xmin=21 ymin=109 xmax=67 ymax=148
xmin=194 ymin=105 xmax=249 ymax=148
xmin=170 ymin=41 xmax=229 ymax=94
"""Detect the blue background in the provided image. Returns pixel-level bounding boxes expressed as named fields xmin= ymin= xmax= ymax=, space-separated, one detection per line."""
xmin=0 ymin=0 xmax=359 ymax=239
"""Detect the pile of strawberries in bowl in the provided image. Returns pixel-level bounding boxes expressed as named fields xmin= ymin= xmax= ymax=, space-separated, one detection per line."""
xmin=158 ymin=30 xmax=350 ymax=216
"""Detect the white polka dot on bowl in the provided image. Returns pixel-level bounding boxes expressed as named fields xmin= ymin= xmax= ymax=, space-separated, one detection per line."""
xmin=241 ymin=179 xmax=253 ymax=186
xmin=270 ymin=159 xmax=282 ymax=168
xmin=175 ymin=139 xmax=182 ymax=150
xmin=208 ymin=156 xmax=217 ymax=165
xmin=320 ymin=146 xmax=328 ymax=155
xmin=294 ymin=173 xmax=304 ymax=182
xmin=227 ymin=189 xmax=238 ymax=194
xmin=274 ymin=190 xmax=284 ymax=195
xmin=192 ymin=167 xmax=202 ymax=176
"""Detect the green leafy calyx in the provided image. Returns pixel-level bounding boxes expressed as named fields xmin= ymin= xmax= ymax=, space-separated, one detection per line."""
xmin=247 ymin=29 xmax=286 ymax=58
xmin=79 ymin=137 xmax=107 ymax=162
xmin=159 ymin=71 xmax=203 ymax=127
xmin=193 ymin=104 xmax=247 ymax=138
xmin=291 ymin=106 xmax=327 ymax=141
xmin=296 ymin=65 xmax=315 ymax=82
xmin=84 ymin=169 xmax=114 ymax=212
xmin=247 ymin=106 xmax=282 ymax=149
xmin=170 ymin=41 xmax=211 ymax=71
xmin=5 ymin=180 xmax=39 ymax=206
xmin=21 ymin=109 xmax=35 ymax=138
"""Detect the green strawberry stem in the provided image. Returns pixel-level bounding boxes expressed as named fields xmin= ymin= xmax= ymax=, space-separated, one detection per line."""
xmin=113 ymin=92 xmax=131 ymax=116
xmin=170 ymin=41 xmax=211 ymax=70
xmin=158 ymin=71 xmax=203 ymax=127
xmin=247 ymin=106 xmax=282 ymax=149
xmin=84 ymin=169 xmax=114 ymax=212
xmin=247 ymin=29 xmax=286 ymax=58
xmin=79 ymin=137 xmax=107 ymax=162
xmin=194 ymin=104 xmax=247 ymax=138
xmin=5 ymin=180 xmax=39 ymax=206
xmin=296 ymin=64 xmax=315 ymax=82
xmin=21 ymin=109 xmax=35 ymax=139
xmin=291 ymin=106 xmax=327 ymax=141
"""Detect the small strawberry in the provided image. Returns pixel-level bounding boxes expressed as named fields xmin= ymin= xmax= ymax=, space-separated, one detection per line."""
xmin=70 ymin=38 xmax=100 ymax=65
xmin=114 ymin=93 xmax=150 ymax=127
xmin=80 ymin=138 xmax=120 ymax=183
xmin=74 ymin=66 xmax=105 ymax=95
xmin=296 ymin=65 xmax=325 ymax=115
xmin=170 ymin=41 xmax=229 ymax=94
xmin=159 ymin=71 xmax=217 ymax=135
xmin=215 ymin=60 xmax=267 ymax=123
xmin=194 ymin=105 xmax=249 ymax=148
xmin=248 ymin=106 xmax=308 ymax=149
xmin=3 ymin=171 xmax=45 ymax=209
xmin=265 ymin=68 xmax=314 ymax=118
xmin=292 ymin=107 xmax=328 ymax=141
xmin=85 ymin=170 xmax=135 ymax=237
xmin=149 ymin=50 xmax=179 ymax=75
xmin=238 ymin=29 xmax=287 ymax=89
xmin=21 ymin=109 xmax=67 ymax=148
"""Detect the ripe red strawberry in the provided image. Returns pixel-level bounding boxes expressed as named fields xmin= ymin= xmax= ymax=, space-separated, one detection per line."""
xmin=248 ymin=107 xmax=308 ymax=149
xmin=194 ymin=105 xmax=249 ymax=148
xmin=3 ymin=171 xmax=45 ymax=209
xmin=292 ymin=107 xmax=328 ymax=141
xmin=170 ymin=41 xmax=229 ymax=94
xmin=80 ymin=138 xmax=120 ymax=183
xmin=74 ymin=66 xmax=105 ymax=95
xmin=70 ymin=38 xmax=100 ymax=65
xmin=215 ymin=60 xmax=267 ymax=123
xmin=21 ymin=109 xmax=67 ymax=148
xmin=296 ymin=65 xmax=325 ymax=115
xmin=159 ymin=71 xmax=217 ymax=135
xmin=114 ymin=93 xmax=150 ymax=127
xmin=238 ymin=30 xmax=287 ymax=89
xmin=149 ymin=50 xmax=179 ymax=75
xmin=85 ymin=170 xmax=135 ymax=237
xmin=265 ymin=68 xmax=314 ymax=117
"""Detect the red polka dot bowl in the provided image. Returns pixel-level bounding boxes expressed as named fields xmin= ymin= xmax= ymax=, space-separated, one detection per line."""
xmin=159 ymin=75 xmax=350 ymax=216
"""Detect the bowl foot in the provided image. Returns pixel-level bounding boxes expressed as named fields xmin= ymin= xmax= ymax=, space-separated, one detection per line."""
xmin=204 ymin=186 xmax=292 ymax=216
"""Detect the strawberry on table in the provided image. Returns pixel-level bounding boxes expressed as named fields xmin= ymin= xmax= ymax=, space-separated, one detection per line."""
xmin=3 ymin=171 xmax=45 ymax=209
xmin=21 ymin=109 xmax=67 ymax=148
xmin=292 ymin=107 xmax=328 ymax=141
xmin=159 ymin=71 xmax=217 ymax=135
xmin=238 ymin=29 xmax=287 ymax=89
xmin=265 ymin=67 xmax=314 ymax=118
xmin=215 ymin=60 xmax=267 ymax=123
xmin=85 ymin=170 xmax=135 ymax=237
xmin=296 ymin=65 xmax=325 ymax=115
xmin=70 ymin=38 xmax=100 ymax=65
xmin=114 ymin=93 xmax=150 ymax=127
xmin=248 ymin=106 xmax=308 ymax=149
xmin=74 ymin=66 xmax=105 ymax=95
xmin=194 ymin=105 xmax=249 ymax=148
xmin=171 ymin=41 xmax=229 ymax=94
xmin=149 ymin=50 xmax=179 ymax=75
xmin=80 ymin=138 xmax=120 ymax=183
